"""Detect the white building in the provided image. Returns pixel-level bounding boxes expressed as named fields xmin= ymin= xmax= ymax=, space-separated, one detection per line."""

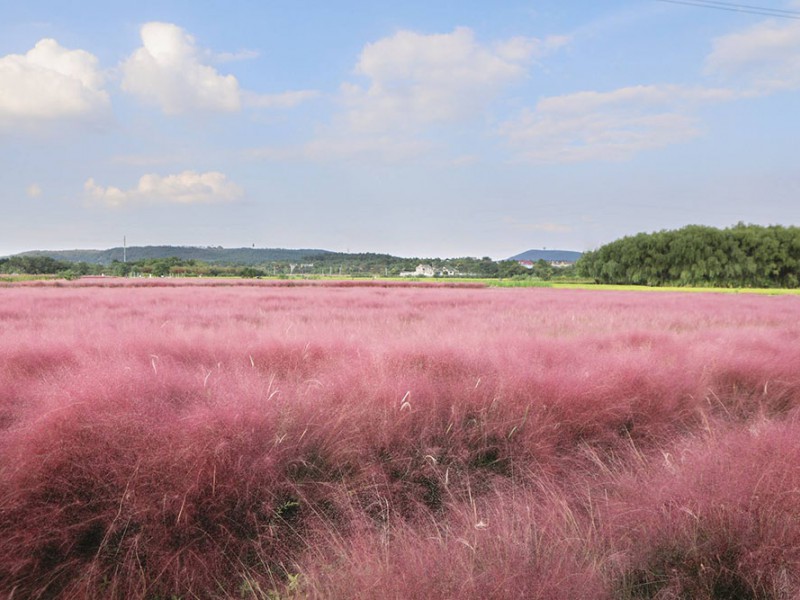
xmin=400 ymin=264 xmax=436 ymax=277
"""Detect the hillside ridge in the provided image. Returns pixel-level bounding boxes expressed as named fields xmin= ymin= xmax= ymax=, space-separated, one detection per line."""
xmin=15 ymin=246 xmax=332 ymax=265
xmin=508 ymin=249 xmax=583 ymax=262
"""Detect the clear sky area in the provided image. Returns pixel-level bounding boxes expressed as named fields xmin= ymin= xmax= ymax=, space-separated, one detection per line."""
xmin=2 ymin=1 xmax=799 ymax=258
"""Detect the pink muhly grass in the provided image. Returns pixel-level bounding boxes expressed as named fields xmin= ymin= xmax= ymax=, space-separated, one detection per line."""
xmin=1 ymin=285 xmax=800 ymax=597
xmin=300 ymin=485 xmax=609 ymax=600
xmin=3 ymin=277 xmax=487 ymax=290
xmin=606 ymin=417 xmax=800 ymax=599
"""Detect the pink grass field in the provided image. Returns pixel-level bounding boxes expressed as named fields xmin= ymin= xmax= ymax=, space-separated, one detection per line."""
xmin=2 ymin=283 xmax=800 ymax=599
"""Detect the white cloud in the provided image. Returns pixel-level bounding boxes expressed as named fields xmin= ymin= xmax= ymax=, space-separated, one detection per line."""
xmin=26 ymin=183 xmax=42 ymax=198
xmin=85 ymin=171 xmax=243 ymax=207
xmin=281 ymin=27 xmax=567 ymax=163
xmin=535 ymin=85 xmax=735 ymax=113
xmin=342 ymin=27 xmax=568 ymax=133
xmin=495 ymin=16 xmax=800 ymax=165
xmin=121 ymin=22 xmax=241 ymax=114
xmin=121 ymin=22 xmax=316 ymax=114
xmin=705 ymin=19 xmax=800 ymax=92
xmin=499 ymin=84 xmax=735 ymax=163
xmin=0 ymin=38 xmax=109 ymax=125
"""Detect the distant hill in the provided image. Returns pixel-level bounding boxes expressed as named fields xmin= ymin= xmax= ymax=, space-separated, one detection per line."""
xmin=16 ymin=246 xmax=332 ymax=265
xmin=508 ymin=249 xmax=582 ymax=263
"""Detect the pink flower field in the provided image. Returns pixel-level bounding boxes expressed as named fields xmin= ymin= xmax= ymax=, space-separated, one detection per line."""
xmin=2 ymin=283 xmax=800 ymax=599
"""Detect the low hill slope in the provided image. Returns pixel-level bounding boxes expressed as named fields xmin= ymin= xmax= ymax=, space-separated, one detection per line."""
xmin=508 ymin=249 xmax=582 ymax=262
xmin=16 ymin=246 xmax=332 ymax=265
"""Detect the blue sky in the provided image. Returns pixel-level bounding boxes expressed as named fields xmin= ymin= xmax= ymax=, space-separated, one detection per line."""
xmin=2 ymin=1 xmax=799 ymax=258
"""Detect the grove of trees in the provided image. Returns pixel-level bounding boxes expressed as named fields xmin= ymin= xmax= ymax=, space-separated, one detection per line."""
xmin=0 ymin=256 xmax=97 ymax=279
xmin=577 ymin=223 xmax=800 ymax=288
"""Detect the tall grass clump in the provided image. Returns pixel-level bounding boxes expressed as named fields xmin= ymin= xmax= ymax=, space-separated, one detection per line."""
xmin=1 ymin=284 xmax=800 ymax=598
xmin=608 ymin=418 xmax=800 ymax=599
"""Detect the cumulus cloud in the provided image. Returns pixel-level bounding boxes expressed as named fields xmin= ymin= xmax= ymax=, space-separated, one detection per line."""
xmin=121 ymin=22 xmax=241 ymax=113
xmin=705 ymin=19 xmax=800 ymax=92
xmin=121 ymin=22 xmax=317 ymax=114
xmin=341 ymin=27 xmax=568 ymax=133
xmin=85 ymin=171 xmax=243 ymax=207
xmin=0 ymin=38 xmax=109 ymax=125
xmin=499 ymin=84 xmax=735 ymax=163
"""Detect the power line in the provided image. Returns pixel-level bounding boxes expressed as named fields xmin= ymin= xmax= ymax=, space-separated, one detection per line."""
xmin=658 ymin=0 xmax=800 ymax=17
xmin=656 ymin=0 xmax=800 ymax=19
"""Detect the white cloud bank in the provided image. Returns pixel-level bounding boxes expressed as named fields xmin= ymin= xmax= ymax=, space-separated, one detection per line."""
xmin=499 ymin=84 xmax=736 ymax=163
xmin=706 ymin=19 xmax=800 ymax=92
xmin=499 ymin=15 xmax=800 ymax=164
xmin=85 ymin=171 xmax=243 ymax=207
xmin=342 ymin=27 xmax=568 ymax=132
xmin=0 ymin=39 xmax=109 ymax=125
xmin=121 ymin=22 xmax=316 ymax=114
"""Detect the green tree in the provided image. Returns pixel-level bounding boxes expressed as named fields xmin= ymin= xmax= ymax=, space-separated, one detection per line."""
xmin=576 ymin=224 xmax=800 ymax=288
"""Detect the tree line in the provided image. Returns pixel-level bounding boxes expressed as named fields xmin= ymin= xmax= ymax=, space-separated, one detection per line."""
xmin=0 ymin=256 xmax=96 ymax=279
xmin=1 ymin=253 xmax=577 ymax=281
xmin=577 ymin=223 xmax=800 ymax=288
